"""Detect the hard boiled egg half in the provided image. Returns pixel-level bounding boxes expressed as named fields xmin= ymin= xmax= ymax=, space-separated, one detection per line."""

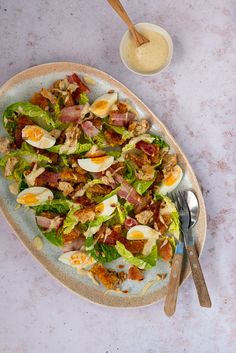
xmin=127 ymin=225 xmax=160 ymax=240
xmin=95 ymin=195 xmax=118 ymax=217
xmin=16 ymin=187 xmax=54 ymax=206
xmin=89 ymin=92 xmax=118 ymax=118
xmin=22 ymin=125 xmax=56 ymax=149
xmin=159 ymin=165 xmax=183 ymax=195
xmin=77 ymin=156 xmax=114 ymax=172
xmin=58 ymin=251 xmax=95 ymax=270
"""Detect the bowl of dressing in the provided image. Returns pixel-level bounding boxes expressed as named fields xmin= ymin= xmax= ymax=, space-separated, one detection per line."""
xmin=120 ymin=22 xmax=173 ymax=76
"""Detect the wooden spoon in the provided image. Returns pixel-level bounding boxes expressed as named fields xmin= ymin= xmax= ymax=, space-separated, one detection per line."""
xmin=107 ymin=0 xmax=149 ymax=47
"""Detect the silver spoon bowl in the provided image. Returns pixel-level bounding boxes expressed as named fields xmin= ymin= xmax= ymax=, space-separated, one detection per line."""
xmin=184 ymin=189 xmax=199 ymax=228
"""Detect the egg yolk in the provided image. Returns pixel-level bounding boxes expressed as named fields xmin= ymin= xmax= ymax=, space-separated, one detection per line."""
xmin=129 ymin=231 xmax=145 ymax=239
xmin=91 ymin=156 xmax=109 ymax=165
xmin=17 ymin=193 xmax=39 ymax=205
xmin=164 ymin=166 xmax=181 ymax=186
xmin=23 ymin=126 xmax=44 ymax=141
xmin=95 ymin=203 xmax=105 ymax=214
xmin=164 ymin=174 xmax=178 ymax=186
xmin=93 ymin=100 xmax=109 ymax=114
xmin=70 ymin=253 xmax=93 ymax=265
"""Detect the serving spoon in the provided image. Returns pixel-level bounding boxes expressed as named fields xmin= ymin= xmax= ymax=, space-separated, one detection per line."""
xmin=107 ymin=0 xmax=150 ymax=47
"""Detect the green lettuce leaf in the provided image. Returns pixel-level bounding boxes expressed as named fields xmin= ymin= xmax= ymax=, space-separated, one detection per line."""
xmin=105 ymin=150 xmax=122 ymax=158
xmin=47 ymin=142 xmax=92 ymax=155
xmin=35 ymin=199 xmax=71 ymax=215
xmin=79 ymin=93 xmax=89 ymax=105
xmin=137 ymin=245 xmax=158 ymax=266
xmin=89 ymin=214 xmax=115 ymax=227
xmin=115 ymin=242 xmax=157 ymax=270
xmin=161 ymin=196 xmax=180 ymax=239
xmin=41 ymin=228 xmax=63 ymax=247
xmin=105 ymin=123 xmax=133 ymax=140
xmin=3 ymin=102 xmax=57 ymax=134
xmin=117 ymin=204 xmax=127 ymax=225
xmin=85 ymin=236 xmax=120 ymax=263
xmin=124 ymin=161 xmax=136 ymax=183
xmin=100 ymin=186 xmax=120 ymax=202
xmin=133 ymin=178 xmax=155 ymax=195
xmin=150 ymin=134 xmax=169 ymax=149
xmin=62 ymin=205 xmax=81 ymax=234
xmin=124 ymin=201 xmax=134 ymax=213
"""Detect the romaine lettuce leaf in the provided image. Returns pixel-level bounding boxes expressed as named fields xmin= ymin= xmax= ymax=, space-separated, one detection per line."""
xmin=124 ymin=161 xmax=136 ymax=183
xmin=89 ymin=214 xmax=115 ymax=227
xmin=105 ymin=123 xmax=133 ymax=140
xmin=79 ymin=93 xmax=89 ymax=105
xmin=41 ymin=228 xmax=63 ymax=247
xmin=117 ymin=204 xmax=127 ymax=225
xmin=3 ymin=102 xmax=57 ymax=134
xmin=161 ymin=196 xmax=180 ymax=239
xmin=100 ymin=186 xmax=120 ymax=202
xmin=85 ymin=236 xmax=120 ymax=263
xmin=62 ymin=205 xmax=81 ymax=234
xmin=133 ymin=178 xmax=155 ymax=195
xmin=47 ymin=142 xmax=92 ymax=155
xmin=115 ymin=242 xmax=157 ymax=270
xmin=150 ymin=134 xmax=169 ymax=149
xmin=35 ymin=199 xmax=71 ymax=215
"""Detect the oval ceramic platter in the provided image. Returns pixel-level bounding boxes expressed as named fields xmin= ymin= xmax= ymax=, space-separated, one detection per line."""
xmin=0 ymin=62 xmax=207 ymax=307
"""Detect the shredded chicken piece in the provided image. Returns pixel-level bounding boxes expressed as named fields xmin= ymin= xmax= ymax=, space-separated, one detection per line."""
xmin=4 ymin=157 xmax=18 ymax=177
xmin=136 ymin=165 xmax=155 ymax=181
xmin=87 ymin=184 xmax=112 ymax=195
xmin=31 ymin=92 xmax=48 ymax=109
xmin=85 ymin=145 xmax=106 ymax=158
xmin=0 ymin=136 xmax=11 ymax=154
xmin=58 ymin=181 xmax=74 ymax=196
xmin=50 ymin=129 xmax=61 ymax=139
xmin=162 ymin=154 xmax=177 ymax=174
xmin=40 ymin=88 xmax=57 ymax=104
xmin=60 ymin=125 xmax=81 ymax=154
xmin=128 ymin=119 xmax=150 ymax=136
xmin=135 ymin=210 xmax=154 ymax=225
xmin=62 ymin=229 xmax=80 ymax=244
xmin=74 ymin=207 xmax=95 ymax=223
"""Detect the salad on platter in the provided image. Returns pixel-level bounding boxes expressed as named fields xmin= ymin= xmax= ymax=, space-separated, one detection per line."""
xmin=0 ymin=73 xmax=183 ymax=290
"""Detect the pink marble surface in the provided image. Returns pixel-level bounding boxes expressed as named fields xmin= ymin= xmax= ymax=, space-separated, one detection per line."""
xmin=0 ymin=1 xmax=235 ymax=352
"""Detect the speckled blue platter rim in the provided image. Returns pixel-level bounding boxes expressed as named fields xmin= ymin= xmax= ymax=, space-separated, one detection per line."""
xmin=0 ymin=62 xmax=207 ymax=308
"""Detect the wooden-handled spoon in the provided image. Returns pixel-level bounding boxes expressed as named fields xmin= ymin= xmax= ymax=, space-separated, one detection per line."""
xmin=107 ymin=0 xmax=149 ymax=47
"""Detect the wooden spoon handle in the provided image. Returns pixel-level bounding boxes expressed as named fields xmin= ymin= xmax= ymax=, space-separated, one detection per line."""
xmin=186 ymin=245 xmax=212 ymax=308
xmin=164 ymin=251 xmax=184 ymax=317
xmin=106 ymin=0 xmax=134 ymax=29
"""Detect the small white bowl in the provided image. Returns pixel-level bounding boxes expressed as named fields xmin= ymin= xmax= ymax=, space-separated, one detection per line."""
xmin=119 ymin=22 xmax=173 ymax=76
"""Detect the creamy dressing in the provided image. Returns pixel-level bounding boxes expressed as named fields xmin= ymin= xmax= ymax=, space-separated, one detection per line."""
xmin=122 ymin=28 xmax=169 ymax=74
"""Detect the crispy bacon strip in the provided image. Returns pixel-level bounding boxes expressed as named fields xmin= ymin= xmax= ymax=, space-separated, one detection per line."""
xmin=136 ymin=141 xmax=157 ymax=157
xmin=108 ymin=112 xmax=135 ymax=127
xmin=114 ymin=174 xmax=141 ymax=205
xmin=81 ymin=120 xmax=99 ymax=137
xmin=59 ymin=105 xmax=84 ymax=122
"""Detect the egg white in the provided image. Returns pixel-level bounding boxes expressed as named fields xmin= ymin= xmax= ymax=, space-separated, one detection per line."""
xmin=127 ymin=225 xmax=160 ymax=240
xmin=89 ymin=92 xmax=118 ymax=118
xmin=58 ymin=251 xmax=95 ymax=269
xmin=159 ymin=165 xmax=183 ymax=195
xmin=22 ymin=125 xmax=56 ymax=149
xmin=16 ymin=187 xmax=54 ymax=206
xmin=95 ymin=195 xmax=118 ymax=217
xmin=77 ymin=156 xmax=114 ymax=172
